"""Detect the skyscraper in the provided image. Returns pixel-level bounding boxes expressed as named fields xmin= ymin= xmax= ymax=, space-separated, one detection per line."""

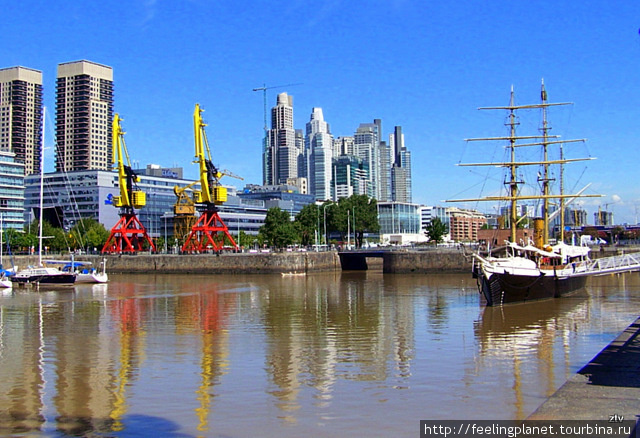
xmin=354 ymin=123 xmax=380 ymax=198
xmin=332 ymin=155 xmax=368 ymax=200
xmin=390 ymin=126 xmax=412 ymax=202
xmin=305 ymin=107 xmax=333 ymax=201
xmin=265 ymin=92 xmax=299 ymax=185
xmin=0 ymin=66 xmax=43 ymax=175
xmin=55 ymin=60 xmax=113 ymax=172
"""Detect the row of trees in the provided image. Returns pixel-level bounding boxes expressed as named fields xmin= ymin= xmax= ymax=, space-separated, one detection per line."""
xmin=4 ymin=218 xmax=110 ymax=254
xmin=258 ymin=194 xmax=380 ymax=249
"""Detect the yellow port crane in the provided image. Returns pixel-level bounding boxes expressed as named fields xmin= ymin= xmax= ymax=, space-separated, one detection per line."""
xmin=172 ymin=181 xmax=198 ymax=244
xmin=182 ymin=104 xmax=243 ymax=253
xmin=102 ymin=114 xmax=156 ymax=254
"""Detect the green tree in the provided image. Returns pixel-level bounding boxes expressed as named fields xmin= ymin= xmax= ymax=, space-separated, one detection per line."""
xmin=294 ymin=203 xmax=320 ymax=246
xmin=70 ymin=218 xmax=110 ymax=252
xmin=259 ymin=207 xmax=299 ymax=249
xmin=327 ymin=195 xmax=379 ymax=248
xmin=26 ymin=219 xmax=66 ymax=253
xmin=425 ymin=217 xmax=448 ymax=245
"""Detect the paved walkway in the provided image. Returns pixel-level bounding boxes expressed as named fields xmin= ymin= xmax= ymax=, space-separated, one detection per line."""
xmin=528 ymin=316 xmax=640 ymax=427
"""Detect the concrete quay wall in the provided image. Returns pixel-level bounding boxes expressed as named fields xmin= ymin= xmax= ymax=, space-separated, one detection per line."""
xmin=8 ymin=249 xmax=469 ymax=274
xmin=383 ymin=249 xmax=468 ymax=273
xmin=4 ymin=249 xmax=470 ymax=274
xmin=9 ymin=252 xmax=341 ymax=274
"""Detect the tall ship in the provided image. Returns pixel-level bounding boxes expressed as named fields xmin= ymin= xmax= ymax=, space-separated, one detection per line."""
xmin=451 ymin=81 xmax=640 ymax=306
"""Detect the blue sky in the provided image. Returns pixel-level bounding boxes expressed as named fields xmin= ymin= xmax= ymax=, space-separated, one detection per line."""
xmin=3 ymin=1 xmax=640 ymax=224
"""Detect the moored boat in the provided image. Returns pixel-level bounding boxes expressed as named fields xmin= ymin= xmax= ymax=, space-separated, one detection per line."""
xmin=48 ymin=259 xmax=109 ymax=284
xmin=10 ymin=266 xmax=76 ymax=287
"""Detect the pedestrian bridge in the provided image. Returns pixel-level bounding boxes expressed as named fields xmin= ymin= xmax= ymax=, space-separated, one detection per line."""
xmin=338 ymin=250 xmax=386 ymax=270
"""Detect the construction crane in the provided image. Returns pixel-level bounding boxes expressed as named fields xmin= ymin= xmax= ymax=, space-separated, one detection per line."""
xmin=173 ymin=181 xmax=198 ymax=244
xmin=252 ymin=83 xmax=302 ymax=132
xmin=181 ymin=104 xmax=243 ymax=253
xmin=102 ymin=115 xmax=156 ymax=254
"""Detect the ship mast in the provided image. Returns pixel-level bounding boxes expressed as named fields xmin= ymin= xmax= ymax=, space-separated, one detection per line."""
xmin=507 ymin=87 xmax=518 ymax=243
xmin=448 ymin=83 xmax=599 ymax=246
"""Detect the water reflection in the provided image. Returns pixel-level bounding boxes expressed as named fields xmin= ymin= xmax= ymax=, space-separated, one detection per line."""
xmin=0 ymin=272 xmax=638 ymax=436
xmin=261 ymin=272 xmax=416 ymax=419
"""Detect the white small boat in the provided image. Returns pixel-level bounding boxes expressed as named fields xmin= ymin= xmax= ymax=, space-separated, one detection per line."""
xmin=281 ymin=271 xmax=306 ymax=277
xmin=47 ymin=258 xmax=108 ymax=284
xmin=0 ymin=272 xmax=12 ymax=288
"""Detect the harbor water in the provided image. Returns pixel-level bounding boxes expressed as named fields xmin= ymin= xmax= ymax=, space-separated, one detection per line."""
xmin=1 ymin=271 xmax=640 ymax=437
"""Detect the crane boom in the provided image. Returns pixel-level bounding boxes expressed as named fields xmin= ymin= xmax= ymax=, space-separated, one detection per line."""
xmin=192 ymin=104 xmax=239 ymax=206
xmin=102 ymin=114 xmax=155 ymax=254
xmin=112 ymin=114 xmax=145 ymax=211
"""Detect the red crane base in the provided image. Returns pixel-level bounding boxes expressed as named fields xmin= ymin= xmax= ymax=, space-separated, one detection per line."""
xmin=102 ymin=214 xmax=156 ymax=254
xmin=182 ymin=211 xmax=238 ymax=253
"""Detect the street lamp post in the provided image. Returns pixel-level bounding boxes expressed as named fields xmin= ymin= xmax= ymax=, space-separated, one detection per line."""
xmin=323 ymin=204 xmax=330 ymax=249
xmin=163 ymin=213 xmax=168 ymax=254
xmin=347 ymin=210 xmax=350 ymax=249
xmin=315 ymin=206 xmax=319 ymax=251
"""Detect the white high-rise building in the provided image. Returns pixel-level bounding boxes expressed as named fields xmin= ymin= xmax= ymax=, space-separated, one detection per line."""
xmin=0 ymin=66 xmax=43 ymax=175
xmin=55 ymin=60 xmax=113 ymax=172
xmin=265 ymin=92 xmax=299 ymax=185
xmin=305 ymin=107 xmax=333 ymax=201
xmin=333 ymin=136 xmax=354 ymax=157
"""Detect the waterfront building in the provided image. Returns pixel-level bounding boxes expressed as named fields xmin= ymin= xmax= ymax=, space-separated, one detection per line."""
xmin=377 ymin=201 xmax=423 ymax=245
xmin=55 ymin=60 xmax=113 ymax=172
xmin=238 ymin=183 xmax=315 ymax=218
xmin=23 ymin=167 xmax=271 ymax=249
xmin=265 ymin=92 xmax=299 ymax=185
xmin=0 ymin=151 xmax=25 ymax=230
xmin=0 ymin=66 xmax=43 ymax=175
xmin=305 ymin=107 xmax=333 ymax=201
xmin=447 ymin=207 xmax=486 ymax=242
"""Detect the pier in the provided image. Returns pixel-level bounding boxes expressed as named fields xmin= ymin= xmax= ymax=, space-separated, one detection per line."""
xmin=528 ymin=316 xmax=640 ymax=427
xmin=8 ymin=246 xmax=637 ymax=275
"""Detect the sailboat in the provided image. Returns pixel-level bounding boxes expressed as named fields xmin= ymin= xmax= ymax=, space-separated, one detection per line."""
xmin=11 ymin=107 xmax=76 ymax=288
xmin=450 ymin=81 xmax=619 ymax=306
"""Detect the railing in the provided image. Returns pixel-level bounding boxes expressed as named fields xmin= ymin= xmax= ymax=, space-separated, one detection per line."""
xmin=585 ymin=252 xmax=640 ymax=275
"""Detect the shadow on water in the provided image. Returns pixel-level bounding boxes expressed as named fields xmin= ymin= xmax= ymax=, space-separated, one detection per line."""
xmin=0 ymin=414 xmax=195 ymax=438
xmin=53 ymin=414 xmax=195 ymax=437
xmin=577 ymin=319 xmax=640 ymax=388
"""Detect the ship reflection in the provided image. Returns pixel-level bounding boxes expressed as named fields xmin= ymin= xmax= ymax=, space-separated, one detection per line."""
xmin=474 ymin=292 xmax=590 ymax=419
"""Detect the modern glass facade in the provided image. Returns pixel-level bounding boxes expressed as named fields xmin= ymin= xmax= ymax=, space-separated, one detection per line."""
xmin=377 ymin=202 xmax=421 ymax=235
xmin=0 ymin=151 xmax=25 ymax=230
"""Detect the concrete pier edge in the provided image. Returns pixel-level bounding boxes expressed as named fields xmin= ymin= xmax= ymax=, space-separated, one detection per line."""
xmin=528 ymin=316 xmax=640 ymax=427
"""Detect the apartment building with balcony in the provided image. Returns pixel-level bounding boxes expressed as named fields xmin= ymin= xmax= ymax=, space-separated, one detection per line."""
xmin=55 ymin=60 xmax=113 ymax=172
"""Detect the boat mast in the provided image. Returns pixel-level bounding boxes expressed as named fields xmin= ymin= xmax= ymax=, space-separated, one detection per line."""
xmin=39 ymin=107 xmax=45 ymax=266
xmin=540 ymin=80 xmax=551 ymax=245
xmin=507 ymin=87 xmax=518 ymax=243
xmin=560 ymin=142 xmax=566 ymax=242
